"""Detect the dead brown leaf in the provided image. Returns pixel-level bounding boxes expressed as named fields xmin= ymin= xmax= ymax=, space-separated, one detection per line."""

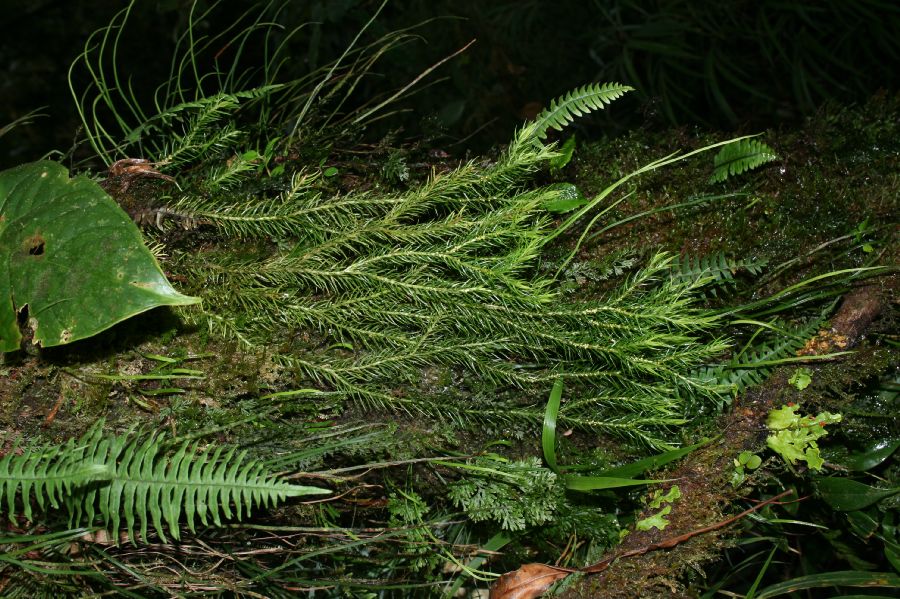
xmin=489 ymin=563 xmax=573 ymax=599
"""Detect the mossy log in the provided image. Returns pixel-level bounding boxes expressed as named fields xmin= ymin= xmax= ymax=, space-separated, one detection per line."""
xmin=492 ymin=285 xmax=886 ymax=599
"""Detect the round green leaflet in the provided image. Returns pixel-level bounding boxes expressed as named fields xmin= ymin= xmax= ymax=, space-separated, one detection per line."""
xmin=0 ymin=161 xmax=199 ymax=352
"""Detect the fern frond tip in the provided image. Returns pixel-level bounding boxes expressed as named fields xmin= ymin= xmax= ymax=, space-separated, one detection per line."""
xmin=530 ymin=82 xmax=634 ymax=145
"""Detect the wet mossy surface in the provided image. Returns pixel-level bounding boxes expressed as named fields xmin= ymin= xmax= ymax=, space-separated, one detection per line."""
xmin=1 ymin=95 xmax=897 ymax=596
xmin=563 ymin=93 xmax=898 ymax=275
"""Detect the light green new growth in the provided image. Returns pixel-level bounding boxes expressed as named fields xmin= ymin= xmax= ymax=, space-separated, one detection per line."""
xmin=766 ymin=404 xmax=841 ymax=471
xmin=648 ymin=484 xmax=681 ymax=509
xmin=1 ymin=424 xmax=329 ymax=543
xmin=636 ymin=505 xmax=672 ymax=531
xmin=636 ymin=485 xmax=681 ymax=531
xmin=731 ymin=451 xmax=763 ymax=487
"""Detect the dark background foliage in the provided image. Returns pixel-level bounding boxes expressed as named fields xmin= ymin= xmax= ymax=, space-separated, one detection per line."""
xmin=2 ymin=0 xmax=899 ymax=168
xmin=2 ymin=0 xmax=899 ymax=169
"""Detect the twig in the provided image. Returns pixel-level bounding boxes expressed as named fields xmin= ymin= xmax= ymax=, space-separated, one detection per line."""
xmin=41 ymin=392 xmax=67 ymax=428
xmin=352 ymin=39 xmax=476 ymax=125
xmin=580 ymin=489 xmax=795 ymax=575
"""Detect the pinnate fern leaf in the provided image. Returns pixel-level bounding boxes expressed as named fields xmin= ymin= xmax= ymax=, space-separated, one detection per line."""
xmin=1 ymin=438 xmax=111 ymax=522
xmin=709 ymin=138 xmax=778 ymax=183
xmin=694 ymin=314 xmax=826 ymax=400
xmin=1 ymin=425 xmax=329 ymax=543
xmin=670 ymin=252 xmax=768 ymax=296
xmin=531 ymin=82 xmax=633 ymax=145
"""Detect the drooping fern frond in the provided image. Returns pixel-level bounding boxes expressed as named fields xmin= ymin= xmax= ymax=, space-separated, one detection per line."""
xmin=670 ymin=252 xmax=768 ymax=296
xmin=530 ymin=82 xmax=633 ymax=145
xmin=709 ymin=138 xmax=778 ymax=183
xmin=694 ymin=313 xmax=827 ymax=400
xmin=0 ymin=425 xmax=329 ymax=544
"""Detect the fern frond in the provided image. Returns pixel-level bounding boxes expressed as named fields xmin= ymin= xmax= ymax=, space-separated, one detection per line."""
xmin=71 ymin=425 xmax=329 ymax=543
xmin=0 ymin=438 xmax=111 ymax=523
xmin=709 ymin=138 xmax=778 ymax=183
xmin=0 ymin=425 xmax=329 ymax=544
xmin=670 ymin=252 xmax=768 ymax=296
xmin=530 ymin=82 xmax=633 ymax=145
xmin=694 ymin=314 xmax=826 ymax=398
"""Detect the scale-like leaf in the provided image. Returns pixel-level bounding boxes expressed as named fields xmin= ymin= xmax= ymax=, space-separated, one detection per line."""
xmin=0 ymin=161 xmax=199 ymax=352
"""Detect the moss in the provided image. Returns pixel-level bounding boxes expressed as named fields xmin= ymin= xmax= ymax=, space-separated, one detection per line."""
xmin=1 ymin=92 xmax=896 ymax=595
xmin=565 ymin=93 xmax=899 ymax=292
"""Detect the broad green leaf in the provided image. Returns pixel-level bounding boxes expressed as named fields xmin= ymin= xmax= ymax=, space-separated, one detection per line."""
xmin=755 ymin=571 xmax=900 ymax=598
xmin=841 ymin=438 xmax=900 ymax=472
xmin=0 ymin=161 xmax=199 ymax=351
xmin=542 ymin=183 xmax=587 ymax=214
xmin=817 ymin=478 xmax=900 ymax=512
xmin=541 ymin=379 xmax=563 ymax=473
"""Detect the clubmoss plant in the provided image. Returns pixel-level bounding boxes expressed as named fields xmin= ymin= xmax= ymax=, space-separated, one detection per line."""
xmin=64 ymin=0 xmax=749 ymax=448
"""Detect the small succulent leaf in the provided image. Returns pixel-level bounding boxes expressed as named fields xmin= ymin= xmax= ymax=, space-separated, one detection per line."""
xmin=0 ymin=160 xmax=199 ymax=352
xmin=789 ymin=367 xmax=812 ymax=390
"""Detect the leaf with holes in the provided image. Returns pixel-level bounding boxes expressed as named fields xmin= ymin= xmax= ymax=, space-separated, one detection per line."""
xmin=0 ymin=161 xmax=198 ymax=352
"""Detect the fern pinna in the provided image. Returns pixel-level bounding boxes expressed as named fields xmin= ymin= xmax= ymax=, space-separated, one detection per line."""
xmin=709 ymin=138 xmax=778 ymax=183
xmin=1 ymin=424 xmax=329 ymax=543
xmin=670 ymin=252 xmax=768 ymax=297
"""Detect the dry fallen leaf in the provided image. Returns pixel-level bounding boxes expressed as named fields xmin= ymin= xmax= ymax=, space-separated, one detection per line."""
xmin=490 ymin=563 xmax=572 ymax=599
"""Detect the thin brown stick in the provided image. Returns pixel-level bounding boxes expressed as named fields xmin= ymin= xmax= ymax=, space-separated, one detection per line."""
xmin=580 ymin=489 xmax=795 ymax=574
xmin=41 ymin=392 xmax=66 ymax=428
xmin=351 ymin=39 xmax=476 ymax=125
